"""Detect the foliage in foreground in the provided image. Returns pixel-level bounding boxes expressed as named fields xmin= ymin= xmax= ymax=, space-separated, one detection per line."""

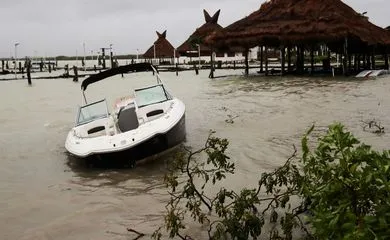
xmin=153 ymin=123 xmax=390 ymax=239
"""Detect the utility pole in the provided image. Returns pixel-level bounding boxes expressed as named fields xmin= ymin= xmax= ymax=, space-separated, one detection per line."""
xmin=83 ymin=42 xmax=86 ymax=71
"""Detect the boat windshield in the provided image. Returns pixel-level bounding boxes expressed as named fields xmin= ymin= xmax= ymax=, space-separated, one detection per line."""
xmin=135 ymin=85 xmax=171 ymax=108
xmin=77 ymin=99 xmax=109 ymax=125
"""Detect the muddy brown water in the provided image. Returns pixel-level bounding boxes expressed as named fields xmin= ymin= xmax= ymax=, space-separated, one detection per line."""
xmin=1 ymin=69 xmax=390 ymax=239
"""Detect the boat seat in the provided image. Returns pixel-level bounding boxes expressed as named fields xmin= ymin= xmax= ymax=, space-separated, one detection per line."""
xmin=117 ymin=104 xmax=139 ymax=132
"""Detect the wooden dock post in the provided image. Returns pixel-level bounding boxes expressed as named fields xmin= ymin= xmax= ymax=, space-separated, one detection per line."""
xmin=27 ymin=60 xmax=32 ymax=85
xmin=6 ymin=61 xmax=9 ymax=70
xmin=73 ymin=66 xmax=78 ymax=82
xmin=40 ymin=59 xmax=43 ymax=72
xmin=101 ymin=48 xmax=106 ymax=69
xmin=233 ymin=61 xmax=236 ymax=70
xmin=385 ymin=52 xmax=389 ymax=70
xmin=176 ymin=63 xmax=179 ymax=76
xmin=48 ymin=61 xmax=51 ymax=73
xmin=110 ymin=52 xmax=114 ymax=68
xmin=18 ymin=62 xmax=22 ymax=73
xmin=1 ymin=60 xmax=4 ymax=70
xmin=64 ymin=64 xmax=69 ymax=77
xmin=94 ymin=65 xmax=97 ymax=72
xmin=195 ymin=66 xmax=199 ymax=75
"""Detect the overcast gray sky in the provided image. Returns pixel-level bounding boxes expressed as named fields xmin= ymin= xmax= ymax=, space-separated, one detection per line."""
xmin=0 ymin=0 xmax=388 ymax=58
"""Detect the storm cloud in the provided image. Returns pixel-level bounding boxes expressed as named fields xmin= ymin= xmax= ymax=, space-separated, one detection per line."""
xmin=0 ymin=0 xmax=388 ymax=57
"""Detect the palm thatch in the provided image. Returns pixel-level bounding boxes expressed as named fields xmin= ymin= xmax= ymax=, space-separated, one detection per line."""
xmin=177 ymin=10 xmax=228 ymax=57
xmin=208 ymin=0 xmax=390 ymax=53
xmin=144 ymin=30 xmax=178 ymax=58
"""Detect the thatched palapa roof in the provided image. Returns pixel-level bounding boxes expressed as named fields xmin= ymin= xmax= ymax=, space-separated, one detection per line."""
xmin=177 ymin=10 xmax=224 ymax=57
xmin=144 ymin=30 xmax=178 ymax=58
xmin=208 ymin=0 xmax=390 ymax=53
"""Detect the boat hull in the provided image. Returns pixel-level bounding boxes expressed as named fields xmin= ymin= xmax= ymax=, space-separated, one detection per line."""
xmin=71 ymin=114 xmax=186 ymax=163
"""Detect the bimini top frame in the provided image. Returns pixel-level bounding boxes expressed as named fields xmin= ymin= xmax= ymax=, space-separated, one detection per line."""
xmin=80 ymin=63 xmax=161 ymax=104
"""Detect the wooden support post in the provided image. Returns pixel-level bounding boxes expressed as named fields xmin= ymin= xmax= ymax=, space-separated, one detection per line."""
xmin=244 ymin=49 xmax=249 ymax=76
xmin=343 ymin=37 xmax=349 ymax=76
xmin=233 ymin=61 xmax=236 ymax=70
xmin=348 ymin=55 xmax=352 ymax=73
xmin=6 ymin=61 xmax=9 ymax=69
xmin=176 ymin=63 xmax=179 ymax=76
xmin=94 ymin=65 xmax=96 ymax=72
xmin=371 ymin=51 xmax=376 ymax=70
xmin=27 ymin=60 xmax=31 ymax=85
xmin=40 ymin=60 xmax=43 ymax=72
xmin=297 ymin=46 xmax=305 ymax=74
xmin=363 ymin=54 xmax=366 ymax=69
xmin=209 ymin=51 xmax=215 ymax=79
xmin=265 ymin=47 xmax=269 ymax=76
xmin=287 ymin=46 xmax=291 ymax=73
xmin=2 ymin=60 xmax=4 ymax=70
xmin=281 ymin=47 xmax=286 ymax=75
xmin=357 ymin=55 xmax=361 ymax=71
xmin=195 ymin=66 xmax=199 ymax=75
xmin=260 ymin=46 xmax=264 ymax=73
xmin=354 ymin=55 xmax=358 ymax=72
xmin=300 ymin=47 xmax=305 ymax=74
xmin=48 ymin=61 xmax=51 ymax=73
xmin=19 ymin=62 xmax=22 ymax=73
xmin=73 ymin=66 xmax=78 ymax=82
xmin=385 ymin=52 xmax=389 ymax=70
xmin=310 ymin=47 xmax=314 ymax=74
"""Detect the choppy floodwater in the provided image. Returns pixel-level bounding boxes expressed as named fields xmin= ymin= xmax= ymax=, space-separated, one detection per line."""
xmin=1 ymin=68 xmax=390 ymax=240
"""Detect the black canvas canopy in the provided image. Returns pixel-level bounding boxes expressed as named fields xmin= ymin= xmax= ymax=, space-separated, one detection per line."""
xmin=81 ymin=63 xmax=155 ymax=91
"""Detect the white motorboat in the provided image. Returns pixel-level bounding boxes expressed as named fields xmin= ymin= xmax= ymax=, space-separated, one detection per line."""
xmin=65 ymin=63 xmax=186 ymax=163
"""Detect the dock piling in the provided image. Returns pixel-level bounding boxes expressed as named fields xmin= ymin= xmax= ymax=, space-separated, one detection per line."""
xmin=101 ymin=49 xmax=106 ymax=69
xmin=64 ymin=64 xmax=69 ymax=77
xmin=73 ymin=66 xmax=78 ymax=82
xmin=27 ymin=60 xmax=32 ymax=85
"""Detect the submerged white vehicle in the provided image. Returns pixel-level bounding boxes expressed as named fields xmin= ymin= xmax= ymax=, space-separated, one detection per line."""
xmin=355 ymin=69 xmax=390 ymax=78
xmin=65 ymin=63 xmax=186 ymax=162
